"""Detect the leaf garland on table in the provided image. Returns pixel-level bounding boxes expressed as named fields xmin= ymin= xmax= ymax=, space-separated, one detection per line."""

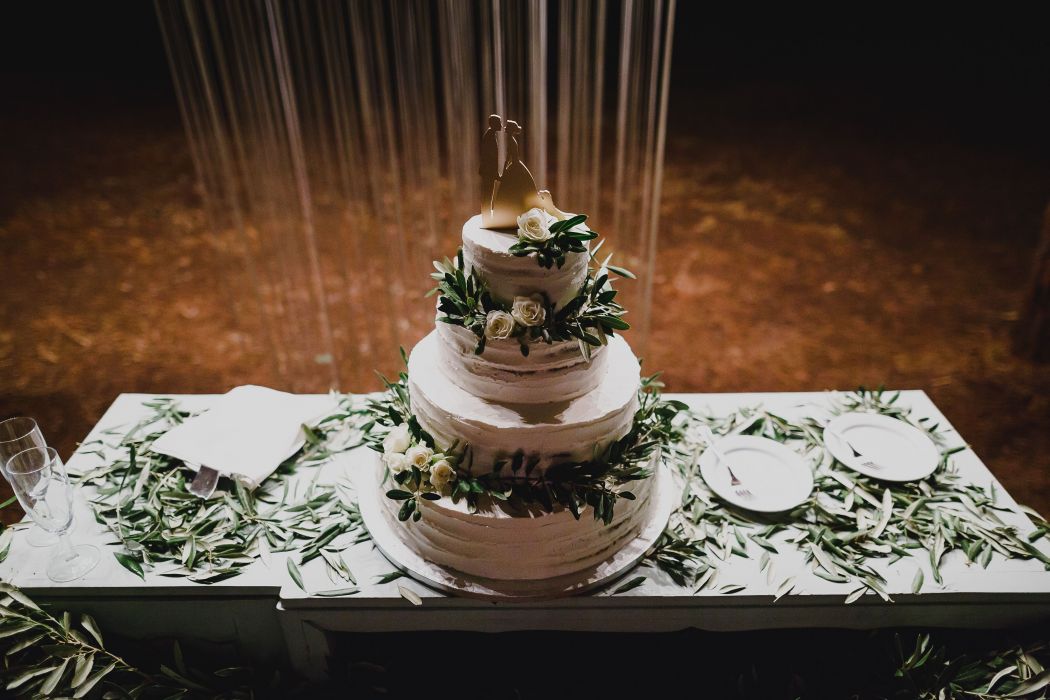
xmin=0 ymin=582 xmax=263 ymax=698
xmin=640 ymin=388 xmax=1050 ymax=602
xmin=73 ymin=396 xmax=370 ymax=584
xmin=894 ymin=633 xmax=1050 ymax=699
xmin=640 ymin=521 xmax=712 ymax=588
xmin=362 ymin=368 xmax=686 ymax=526
xmin=429 ymin=247 xmax=631 ymax=360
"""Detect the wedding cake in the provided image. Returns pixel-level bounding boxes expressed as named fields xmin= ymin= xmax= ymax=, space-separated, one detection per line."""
xmin=365 ymin=115 xmax=677 ymax=585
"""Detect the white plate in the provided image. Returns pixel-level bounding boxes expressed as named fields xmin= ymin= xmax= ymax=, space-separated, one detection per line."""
xmin=699 ymin=435 xmax=813 ymax=512
xmin=823 ymin=413 xmax=940 ymax=482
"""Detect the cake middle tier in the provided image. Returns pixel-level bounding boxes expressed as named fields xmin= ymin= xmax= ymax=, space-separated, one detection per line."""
xmin=408 ymin=329 xmax=640 ymax=474
xmin=434 ymin=321 xmax=609 ymax=403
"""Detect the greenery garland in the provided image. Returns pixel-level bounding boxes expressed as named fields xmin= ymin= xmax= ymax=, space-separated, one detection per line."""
xmin=73 ymin=396 xmax=369 ymax=583
xmin=0 ymin=582 xmax=264 ymax=698
xmin=3 ymin=574 xmax=1049 ymax=699
xmin=429 ymin=247 xmax=630 ymax=360
xmin=640 ymin=389 xmax=1050 ymax=602
xmin=361 ymin=364 xmax=686 ymax=526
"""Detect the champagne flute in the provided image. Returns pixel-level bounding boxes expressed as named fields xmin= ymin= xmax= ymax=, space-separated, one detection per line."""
xmin=4 ymin=447 xmax=100 ymax=582
xmin=0 ymin=417 xmax=60 ymax=547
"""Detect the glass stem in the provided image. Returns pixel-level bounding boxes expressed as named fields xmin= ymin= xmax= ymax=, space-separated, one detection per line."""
xmin=56 ymin=531 xmax=76 ymax=560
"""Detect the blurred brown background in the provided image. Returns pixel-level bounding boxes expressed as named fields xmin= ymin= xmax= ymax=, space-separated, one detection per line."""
xmin=2 ymin=6 xmax=1049 ymax=520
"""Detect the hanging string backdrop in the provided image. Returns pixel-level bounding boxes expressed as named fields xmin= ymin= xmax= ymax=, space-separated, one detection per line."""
xmin=156 ymin=0 xmax=676 ymax=392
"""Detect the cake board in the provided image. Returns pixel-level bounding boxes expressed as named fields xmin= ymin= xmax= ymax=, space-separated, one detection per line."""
xmin=354 ymin=453 xmax=681 ymax=600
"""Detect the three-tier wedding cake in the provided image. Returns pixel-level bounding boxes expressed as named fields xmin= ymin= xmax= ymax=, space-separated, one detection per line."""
xmin=364 ymin=115 xmax=676 ymax=586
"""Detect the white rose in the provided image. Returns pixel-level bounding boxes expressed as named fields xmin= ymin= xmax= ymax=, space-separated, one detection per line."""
xmin=382 ymin=423 xmax=411 ymax=454
xmin=429 ymin=459 xmax=456 ymax=489
xmin=383 ymin=452 xmax=410 ymax=473
xmin=484 ymin=310 xmax=515 ymax=340
xmin=511 ymin=294 xmax=546 ymax=327
xmin=405 ymin=444 xmax=433 ymax=470
xmin=517 ymin=207 xmax=553 ymax=243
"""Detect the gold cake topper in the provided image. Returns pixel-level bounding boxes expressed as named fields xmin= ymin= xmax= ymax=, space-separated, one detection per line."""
xmin=480 ymin=114 xmax=568 ymax=228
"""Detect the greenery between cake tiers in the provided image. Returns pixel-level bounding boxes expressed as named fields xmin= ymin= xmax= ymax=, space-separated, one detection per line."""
xmin=363 ymin=367 xmax=686 ymax=525
xmin=429 ymin=246 xmax=630 ymax=361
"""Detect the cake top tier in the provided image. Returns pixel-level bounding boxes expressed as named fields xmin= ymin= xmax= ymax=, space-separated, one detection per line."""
xmin=427 ymin=114 xmax=632 ymax=362
xmin=462 ymin=214 xmax=589 ymax=307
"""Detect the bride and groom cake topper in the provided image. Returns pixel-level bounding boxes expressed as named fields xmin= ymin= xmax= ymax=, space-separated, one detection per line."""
xmin=480 ymin=114 xmax=568 ymax=229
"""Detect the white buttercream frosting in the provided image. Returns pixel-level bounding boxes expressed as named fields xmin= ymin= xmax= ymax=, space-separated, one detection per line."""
xmin=377 ymin=211 xmax=656 ymax=585
xmin=378 ymin=452 xmax=657 ymax=580
xmin=462 ymin=214 xmax=589 ymax=307
xmin=408 ymin=330 xmax=639 ymax=475
xmin=434 ymin=322 xmax=609 ymax=404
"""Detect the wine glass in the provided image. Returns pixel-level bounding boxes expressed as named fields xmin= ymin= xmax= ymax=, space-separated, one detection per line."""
xmin=4 ymin=447 xmax=100 ymax=582
xmin=0 ymin=417 xmax=60 ymax=547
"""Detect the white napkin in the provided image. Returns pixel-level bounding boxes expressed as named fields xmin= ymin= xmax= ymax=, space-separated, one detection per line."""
xmin=151 ymin=385 xmax=327 ymax=489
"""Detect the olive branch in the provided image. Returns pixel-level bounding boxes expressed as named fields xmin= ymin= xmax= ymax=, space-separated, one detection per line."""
xmin=0 ymin=581 xmax=263 ymax=698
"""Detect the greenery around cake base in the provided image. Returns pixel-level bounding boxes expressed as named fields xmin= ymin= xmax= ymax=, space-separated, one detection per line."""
xmin=361 ymin=355 xmax=687 ymax=526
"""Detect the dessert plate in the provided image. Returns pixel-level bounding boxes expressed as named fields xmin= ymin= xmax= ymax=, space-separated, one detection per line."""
xmin=824 ymin=413 xmax=940 ymax=482
xmin=355 ymin=454 xmax=680 ymax=600
xmin=699 ymin=435 xmax=813 ymax=512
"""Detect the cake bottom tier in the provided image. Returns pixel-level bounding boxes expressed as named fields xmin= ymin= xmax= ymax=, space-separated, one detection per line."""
xmin=378 ymin=455 xmax=658 ymax=580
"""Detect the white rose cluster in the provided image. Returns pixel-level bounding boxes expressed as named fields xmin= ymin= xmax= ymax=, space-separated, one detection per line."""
xmin=484 ymin=310 xmax=515 ymax=340
xmin=511 ymin=294 xmax=546 ymax=327
xmin=383 ymin=451 xmax=409 ymax=473
xmin=482 ymin=297 xmax=547 ymax=341
xmin=516 ymin=207 xmax=554 ymax=243
xmin=381 ymin=423 xmax=412 ymax=473
xmin=382 ymin=423 xmax=411 ymax=454
xmin=430 ymin=459 xmax=456 ymax=489
xmin=406 ymin=444 xmax=432 ymax=469
xmin=381 ymin=421 xmax=457 ymax=492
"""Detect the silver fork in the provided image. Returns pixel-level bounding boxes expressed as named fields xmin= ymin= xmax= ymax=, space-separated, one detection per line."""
xmin=698 ymin=425 xmax=753 ymax=500
xmin=844 ymin=439 xmax=884 ymax=472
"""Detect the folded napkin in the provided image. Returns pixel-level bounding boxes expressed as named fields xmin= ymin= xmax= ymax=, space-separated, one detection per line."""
xmin=151 ymin=385 xmax=327 ymax=490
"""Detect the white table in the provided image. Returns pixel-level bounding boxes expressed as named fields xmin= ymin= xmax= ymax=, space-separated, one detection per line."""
xmin=3 ymin=391 xmax=1049 ymax=680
